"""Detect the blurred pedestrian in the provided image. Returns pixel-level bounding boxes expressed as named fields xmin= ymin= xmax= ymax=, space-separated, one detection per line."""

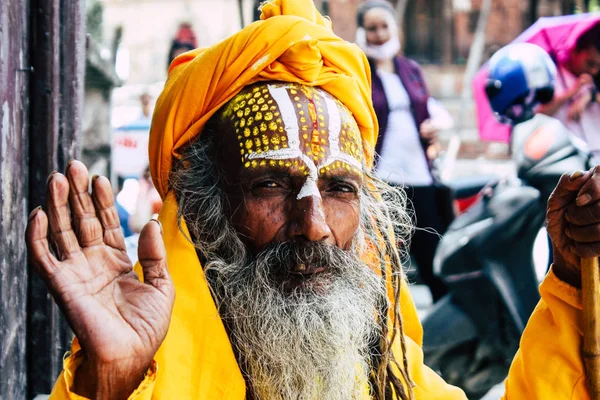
xmin=356 ymin=0 xmax=452 ymax=302
xmin=167 ymin=22 xmax=198 ymax=70
xmin=115 ymin=175 xmax=134 ymax=238
xmin=129 ymin=166 xmax=162 ymax=234
xmin=538 ymin=23 xmax=600 ymax=162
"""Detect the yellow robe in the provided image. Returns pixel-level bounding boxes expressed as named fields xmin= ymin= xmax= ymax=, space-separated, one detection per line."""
xmin=49 ymin=193 xmax=590 ymax=399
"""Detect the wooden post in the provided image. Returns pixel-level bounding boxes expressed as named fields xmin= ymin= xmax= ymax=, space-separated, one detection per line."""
xmin=582 ymin=257 xmax=600 ymax=399
xmin=0 ymin=0 xmax=31 ymax=398
xmin=27 ymin=0 xmax=85 ymax=396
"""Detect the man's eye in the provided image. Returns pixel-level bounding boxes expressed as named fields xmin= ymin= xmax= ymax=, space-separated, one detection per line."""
xmin=256 ymin=180 xmax=280 ymax=189
xmin=329 ymin=183 xmax=357 ymax=193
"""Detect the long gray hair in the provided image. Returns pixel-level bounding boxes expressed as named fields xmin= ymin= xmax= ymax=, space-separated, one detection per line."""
xmin=170 ymin=125 xmax=416 ymax=400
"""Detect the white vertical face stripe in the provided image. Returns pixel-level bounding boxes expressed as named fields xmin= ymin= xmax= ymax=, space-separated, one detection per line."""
xmin=268 ymin=84 xmax=300 ymax=151
xmin=321 ymin=96 xmax=363 ymax=171
xmin=323 ymin=96 xmax=341 ymax=156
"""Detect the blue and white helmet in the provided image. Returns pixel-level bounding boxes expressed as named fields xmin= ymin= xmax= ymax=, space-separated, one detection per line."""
xmin=485 ymin=43 xmax=557 ymax=124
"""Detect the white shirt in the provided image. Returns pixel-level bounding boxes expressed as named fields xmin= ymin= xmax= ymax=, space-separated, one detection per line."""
xmin=375 ymin=70 xmax=433 ymax=186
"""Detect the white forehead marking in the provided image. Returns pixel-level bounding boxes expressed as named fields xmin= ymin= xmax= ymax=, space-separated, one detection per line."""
xmin=321 ymin=96 xmax=362 ymax=170
xmin=250 ymin=84 xmax=319 ymax=200
xmin=268 ymin=84 xmax=300 ymax=150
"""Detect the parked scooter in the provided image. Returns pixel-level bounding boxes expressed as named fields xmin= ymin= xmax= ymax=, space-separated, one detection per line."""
xmin=422 ymin=114 xmax=590 ymax=398
xmin=421 ymin=43 xmax=591 ymax=398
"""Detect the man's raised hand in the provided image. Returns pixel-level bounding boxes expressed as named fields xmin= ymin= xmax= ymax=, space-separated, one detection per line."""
xmin=25 ymin=161 xmax=175 ymax=399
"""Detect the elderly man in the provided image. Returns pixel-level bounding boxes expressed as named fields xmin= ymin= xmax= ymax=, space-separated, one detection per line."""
xmin=24 ymin=0 xmax=600 ymax=399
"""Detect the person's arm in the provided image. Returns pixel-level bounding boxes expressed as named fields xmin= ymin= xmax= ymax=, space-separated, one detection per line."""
xmin=49 ymin=339 xmax=157 ymax=400
xmin=537 ymin=73 xmax=594 ymax=117
xmin=502 ymin=167 xmax=600 ymax=398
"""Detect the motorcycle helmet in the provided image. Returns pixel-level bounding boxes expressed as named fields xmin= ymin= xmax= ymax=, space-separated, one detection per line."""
xmin=485 ymin=43 xmax=557 ymax=124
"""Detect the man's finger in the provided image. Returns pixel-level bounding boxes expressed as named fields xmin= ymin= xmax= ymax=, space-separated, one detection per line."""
xmin=567 ymin=222 xmax=600 ymax=243
xmin=92 ymin=175 xmax=126 ymax=251
xmin=66 ymin=160 xmax=104 ymax=248
xmin=570 ymin=241 xmax=600 ymax=259
xmin=46 ymin=172 xmax=81 ymax=259
xmin=565 ymin=202 xmax=600 ymax=226
xmin=575 ymin=166 xmax=600 ymax=208
xmin=25 ymin=207 xmax=61 ymax=278
xmin=547 ymin=169 xmax=594 ymax=212
xmin=138 ymin=220 xmax=172 ymax=295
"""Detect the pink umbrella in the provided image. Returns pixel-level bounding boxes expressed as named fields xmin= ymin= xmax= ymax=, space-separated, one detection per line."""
xmin=474 ymin=13 xmax=600 ymax=142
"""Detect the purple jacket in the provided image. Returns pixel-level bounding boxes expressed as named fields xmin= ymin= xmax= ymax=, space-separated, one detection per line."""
xmin=370 ymin=56 xmax=432 ymax=167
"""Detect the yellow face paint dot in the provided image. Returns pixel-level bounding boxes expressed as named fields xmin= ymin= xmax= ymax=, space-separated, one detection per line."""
xmin=260 ymin=122 xmax=267 ymax=132
xmin=245 ymin=162 xmax=250 ymax=168
xmin=278 ymin=160 xmax=284 ymax=166
xmin=299 ymin=110 xmax=304 ymax=116
xmin=271 ymin=136 xmax=280 ymax=145
xmin=247 ymin=117 xmax=254 ymax=125
xmin=285 ymin=162 xmax=292 ymax=167
xmin=248 ymin=98 xmax=256 ymax=105
xmin=300 ymin=117 xmax=306 ymax=123
xmin=251 ymin=160 xmax=257 ymax=168
xmin=264 ymin=112 xmax=273 ymax=121
xmin=319 ymin=122 xmax=325 ymax=127
xmin=254 ymin=138 xmax=261 ymax=147
xmin=320 ymin=168 xmax=325 ymax=174
xmin=296 ymin=103 xmax=302 ymax=109
xmin=240 ymin=149 xmax=244 ymax=155
xmin=255 ymin=112 xmax=263 ymax=121
xmin=260 ymin=104 xmax=268 ymax=112
xmin=253 ymin=126 xmax=259 ymax=136
xmin=243 ymin=128 xmax=251 ymax=137
xmin=318 ymin=115 xmax=324 ymax=121
xmin=268 ymin=121 xmax=277 ymax=131
xmin=294 ymin=96 xmax=300 ymax=101
xmin=236 ymin=110 xmax=244 ymax=118
xmin=260 ymin=160 xmax=266 ymax=166
xmin=270 ymin=160 xmax=276 ymax=166
xmin=245 ymin=139 xmax=253 ymax=149
xmin=290 ymin=89 xmax=297 ymax=95
xmin=281 ymin=136 xmax=287 ymax=141
xmin=252 ymin=105 xmax=259 ymax=112
xmin=239 ymin=119 xmax=246 ymax=128
xmin=253 ymin=91 xmax=261 ymax=98
xmin=302 ymin=126 xmax=308 ymax=131
xmin=303 ymin=133 xmax=308 ymax=139
xmin=240 ymin=100 xmax=246 ymax=107
xmin=278 ymin=127 xmax=284 ymax=133
xmin=244 ymin=108 xmax=251 ymax=117
xmin=257 ymin=98 xmax=265 ymax=105
xmin=275 ymin=112 xmax=280 ymax=117
xmin=268 ymin=100 xmax=273 ymax=104
xmin=261 ymin=135 xmax=269 ymax=145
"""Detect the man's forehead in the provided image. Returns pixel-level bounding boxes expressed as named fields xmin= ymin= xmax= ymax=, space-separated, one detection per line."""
xmin=220 ymin=83 xmax=365 ymax=174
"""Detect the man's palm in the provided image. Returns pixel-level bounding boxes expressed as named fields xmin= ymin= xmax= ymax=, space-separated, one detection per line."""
xmin=25 ymin=161 xmax=174 ymax=397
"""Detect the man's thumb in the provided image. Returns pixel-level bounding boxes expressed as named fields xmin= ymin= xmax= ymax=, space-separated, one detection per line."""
xmin=138 ymin=219 xmax=170 ymax=288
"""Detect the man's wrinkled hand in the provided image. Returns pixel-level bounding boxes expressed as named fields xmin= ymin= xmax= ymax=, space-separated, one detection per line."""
xmin=25 ymin=160 xmax=175 ymax=399
xmin=547 ymin=166 xmax=600 ymax=288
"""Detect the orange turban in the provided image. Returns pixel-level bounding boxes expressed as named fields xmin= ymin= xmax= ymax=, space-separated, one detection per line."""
xmin=149 ymin=0 xmax=377 ymax=198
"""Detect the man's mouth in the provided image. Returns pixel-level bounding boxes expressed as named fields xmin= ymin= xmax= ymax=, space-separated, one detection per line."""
xmin=289 ymin=263 xmax=327 ymax=276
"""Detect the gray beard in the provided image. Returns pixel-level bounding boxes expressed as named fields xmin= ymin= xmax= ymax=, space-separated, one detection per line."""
xmin=204 ymin=242 xmax=386 ymax=400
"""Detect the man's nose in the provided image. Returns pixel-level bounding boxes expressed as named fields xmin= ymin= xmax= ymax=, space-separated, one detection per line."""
xmin=288 ymin=195 xmax=333 ymax=243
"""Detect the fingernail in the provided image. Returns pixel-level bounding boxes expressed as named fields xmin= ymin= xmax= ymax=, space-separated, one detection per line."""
xmin=570 ymin=170 xmax=584 ymax=180
xmin=28 ymin=206 xmax=42 ymax=220
xmin=66 ymin=159 xmax=74 ymax=170
xmin=577 ymin=193 xmax=592 ymax=206
xmin=46 ymin=170 xmax=57 ymax=185
xmin=150 ymin=218 xmax=163 ymax=235
xmin=91 ymin=174 xmax=99 ymax=184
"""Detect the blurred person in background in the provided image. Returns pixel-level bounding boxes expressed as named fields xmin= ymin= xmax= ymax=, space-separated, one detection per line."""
xmin=115 ymin=175 xmax=133 ymax=238
xmin=129 ymin=166 xmax=162 ymax=233
xmin=167 ymin=22 xmax=198 ymax=70
xmin=538 ymin=23 xmax=600 ymax=162
xmin=356 ymin=0 xmax=453 ymax=302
